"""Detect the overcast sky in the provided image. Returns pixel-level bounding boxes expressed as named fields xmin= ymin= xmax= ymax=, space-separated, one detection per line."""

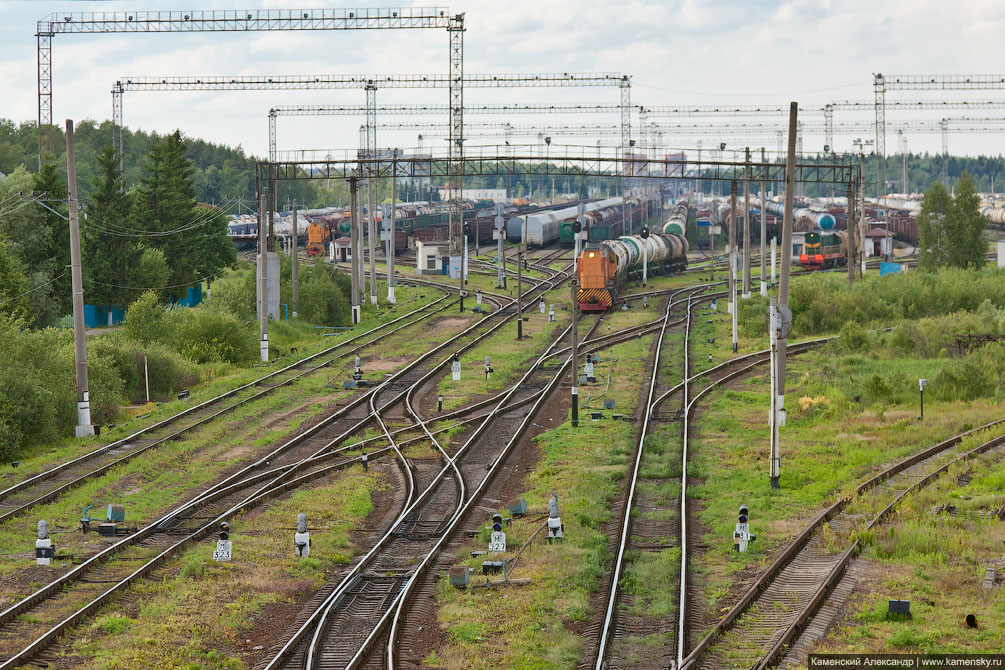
xmin=2 ymin=0 xmax=1004 ymax=162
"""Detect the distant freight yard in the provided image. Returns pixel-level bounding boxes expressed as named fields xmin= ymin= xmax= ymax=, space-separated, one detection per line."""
xmin=1 ymin=2 xmax=1005 ymax=670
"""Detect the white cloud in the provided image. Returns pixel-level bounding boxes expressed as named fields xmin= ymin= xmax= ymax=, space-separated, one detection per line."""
xmin=0 ymin=0 xmax=1003 ymax=158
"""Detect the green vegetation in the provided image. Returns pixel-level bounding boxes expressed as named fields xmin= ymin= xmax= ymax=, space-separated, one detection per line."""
xmin=816 ymin=449 xmax=1005 ymax=654
xmin=737 ymin=266 xmax=1005 ymax=338
xmin=917 ymin=173 xmax=987 ymax=271
xmin=66 ymin=467 xmax=382 ymax=669
xmin=429 ymin=311 xmax=657 ymax=669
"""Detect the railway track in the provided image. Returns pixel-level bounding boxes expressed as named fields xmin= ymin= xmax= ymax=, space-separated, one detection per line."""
xmin=257 ymin=292 xmax=599 ymax=670
xmin=584 ymin=286 xmax=837 ymax=670
xmin=0 ymin=291 xmax=454 ymax=528
xmin=681 ymin=417 xmax=1005 ymax=670
xmin=0 ymin=263 xmax=578 ymax=669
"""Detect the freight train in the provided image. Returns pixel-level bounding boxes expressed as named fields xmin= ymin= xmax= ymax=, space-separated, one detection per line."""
xmin=576 ymin=232 xmax=688 ymax=311
xmin=508 ymin=196 xmax=658 ymax=247
xmin=662 ymin=200 xmax=690 ymax=236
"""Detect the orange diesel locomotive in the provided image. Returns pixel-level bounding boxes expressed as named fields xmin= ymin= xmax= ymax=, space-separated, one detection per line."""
xmin=576 ymin=232 xmax=688 ymax=311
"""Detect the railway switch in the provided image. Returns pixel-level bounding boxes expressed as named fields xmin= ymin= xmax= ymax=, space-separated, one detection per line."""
xmin=214 ymin=522 xmax=232 ymax=562
xmin=547 ymin=494 xmax=563 ymax=543
xmin=294 ymin=513 xmax=311 ymax=558
xmin=734 ymin=504 xmax=755 ymax=552
xmin=36 ymin=520 xmax=53 ymax=566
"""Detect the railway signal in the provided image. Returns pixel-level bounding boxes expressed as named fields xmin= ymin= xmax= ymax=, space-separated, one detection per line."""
xmin=294 ymin=513 xmax=311 ymax=558
xmin=489 ymin=513 xmax=507 ymax=552
xmin=918 ymin=378 xmax=927 ymax=420
xmin=214 ymin=522 xmax=232 ymax=562
xmin=484 ymin=355 xmax=493 ymax=380
xmin=734 ymin=504 xmax=755 ymax=552
xmin=36 ymin=520 xmax=53 ymax=566
xmin=451 ymin=354 xmax=461 ymax=381
xmin=640 ymin=226 xmax=649 ymax=287
xmin=570 ymin=279 xmax=580 ymax=428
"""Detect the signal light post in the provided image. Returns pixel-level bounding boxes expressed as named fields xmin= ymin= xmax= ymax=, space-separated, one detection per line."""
xmin=641 ymin=226 xmax=649 ymax=287
xmin=570 ymin=279 xmax=579 ymax=428
xmin=918 ymin=378 xmax=927 ymax=421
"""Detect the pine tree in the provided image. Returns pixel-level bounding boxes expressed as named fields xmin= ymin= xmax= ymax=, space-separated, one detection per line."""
xmin=133 ymin=131 xmax=234 ymax=297
xmin=31 ymin=158 xmax=71 ymax=316
xmin=83 ymin=145 xmax=142 ymax=312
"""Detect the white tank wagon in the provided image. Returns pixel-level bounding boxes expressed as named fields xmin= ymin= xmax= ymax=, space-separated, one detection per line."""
xmin=662 ymin=200 xmax=691 ymax=236
xmin=506 ymin=197 xmax=626 ymax=245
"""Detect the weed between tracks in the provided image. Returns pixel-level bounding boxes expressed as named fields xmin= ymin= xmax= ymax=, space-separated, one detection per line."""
xmin=687 ymin=344 xmax=1005 ymax=643
xmin=59 ymin=467 xmax=383 ymax=670
xmin=437 ymin=288 xmax=571 ymax=412
xmin=0 ymin=285 xmax=437 ymax=492
xmin=423 ymin=320 xmax=656 ymax=668
xmin=815 ymin=449 xmax=1005 ymax=655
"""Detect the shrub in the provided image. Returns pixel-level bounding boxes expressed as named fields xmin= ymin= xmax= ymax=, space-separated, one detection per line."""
xmin=124 ymin=290 xmax=170 ymax=344
xmin=168 ymin=307 xmax=256 ymax=364
xmin=863 ymin=374 xmax=892 ymax=405
xmin=838 ymin=321 xmax=868 ymax=352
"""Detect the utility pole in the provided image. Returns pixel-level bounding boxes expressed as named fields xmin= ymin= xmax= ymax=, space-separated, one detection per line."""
xmin=258 ymin=186 xmax=269 ymax=362
xmin=570 ymin=279 xmax=579 ymax=428
xmin=860 ymin=151 xmax=867 ymax=277
xmin=771 ymin=101 xmax=798 ymax=490
xmin=517 ymin=219 xmax=525 ymax=339
xmin=742 ymin=147 xmax=751 ymax=298
xmin=357 ymin=179 xmax=366 ymax=305
xmin=387 ymin=154 xmax=397 ymax=304
xmin=367 ymin=167 xmax=377 ymax=306
xmin=66 ymin=120 xmax=93 ymax=438
xmin=846 ymin=182 xmax=855 ymax=284
xmin=349 ymin=177 xmax=361 ymax=324
xmin=760 ymin=147 xmax=768 ymax=296
xmin=494 ymin=202 xmax=505 ymax=288
xmin=729 ymin=180 xmax=738 ymax=353
xmin=291 ymin=201 xmax=299 ymax=318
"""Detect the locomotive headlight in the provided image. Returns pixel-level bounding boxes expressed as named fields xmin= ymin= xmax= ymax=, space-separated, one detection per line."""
xmin=588 ymin=252 xmax=595 ymax=258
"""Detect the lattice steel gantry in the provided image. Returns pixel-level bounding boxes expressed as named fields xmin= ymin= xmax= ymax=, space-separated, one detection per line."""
xmin=36 ymin=7 xmax=454 ymax=166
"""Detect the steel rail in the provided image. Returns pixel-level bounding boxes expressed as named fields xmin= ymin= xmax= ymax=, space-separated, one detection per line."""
xmin=753 ymin=428 xmax=1005 ymax=670
xmin=0 ymin=292 xmax=450 ymax=508
xmin=592 ymin=283 xmax=708 ymax=669
xmin=374 ymin=317 xmax=607 ymax=669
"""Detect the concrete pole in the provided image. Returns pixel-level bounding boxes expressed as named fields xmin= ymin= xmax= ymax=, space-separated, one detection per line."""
xmin=760 ymin=148 xmax=768 ymax=296
xmin=258 ymin=189 xmax=269 ymax=362
xmin=642 ymin=237 xmax=648 ymax=287
xmin=742 ymin=147 xmax=751 ymax=298
xmin=349 ymin=178 xmax=361 ymax=324
xmin=367 ymin=171 xmax=377 ymax=305
xmin=517 ymin=219 xmax=525 ymax=339
xmin=769 ymin=296 xmax=779 ymax=487
xmin=357 ymin=182 xmax=365 ymax=305
xmin=570 ymin=279 xmax=579 ymax=427
xmin=495 ymin=203 xmax=505 ymax=288
xmin=773 ymin=100 xmax=798 ymax=490
xmin=729 ymin=180 xmax=738 ymax=353
xmin=388 ymin=161 xmax=397 ymax=304
xmin=771 ymin=237 xmax=777 ymax=285
xmin=65 ymin=120 xmax=93 ymax=437
xmin=291 ymin=201 xmax=299 ymax=318
xmin=846 ymin=182 xmax=855 ymax=284
xmin=860 ymin=152 xmax=868 ymax=277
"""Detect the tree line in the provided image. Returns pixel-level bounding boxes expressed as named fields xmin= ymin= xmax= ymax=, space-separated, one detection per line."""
xmin=0 ymin=130 xmax=238 ymax=327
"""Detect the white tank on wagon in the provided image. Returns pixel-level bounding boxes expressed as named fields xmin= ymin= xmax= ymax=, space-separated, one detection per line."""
xmin=506 ymin=197 xmax=626 ymax=245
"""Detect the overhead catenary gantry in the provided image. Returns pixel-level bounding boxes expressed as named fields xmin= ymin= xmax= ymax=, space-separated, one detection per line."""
xmin=874 ymin=74 xmax=1005 ymax=196
xmin=36 ymin=7 xmax=459 ymax=168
